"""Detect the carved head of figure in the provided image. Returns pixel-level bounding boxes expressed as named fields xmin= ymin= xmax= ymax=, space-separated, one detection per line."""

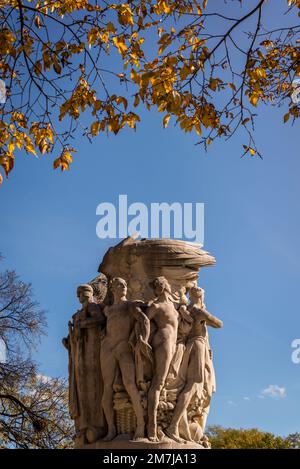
xmin=149 ymin=276 xmax=172 ymax=297
xmin=77 ymin=284 xmax=94 ymax=307
xmin=189 ymin=286 xmax=205 ymax=307
xmin=110 ymin=277 xmax=127 ymax=301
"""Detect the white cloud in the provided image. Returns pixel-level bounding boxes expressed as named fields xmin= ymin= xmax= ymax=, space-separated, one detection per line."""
xmin=243 ymin=396 xmax=250 ymax=401
xmin=260 ymin=384 xmax=286 ymax=399
xmin=36 ymin=373 xmax=51 ymax=384
xmin=227 ymin=400 xmax=237 ymax=406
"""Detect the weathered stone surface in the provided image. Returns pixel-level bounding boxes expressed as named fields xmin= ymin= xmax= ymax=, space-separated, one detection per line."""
xmin=98 ymin=237 xmax=216 ymax=302
xmin=78 ymin=434 xmax=205 ymax=449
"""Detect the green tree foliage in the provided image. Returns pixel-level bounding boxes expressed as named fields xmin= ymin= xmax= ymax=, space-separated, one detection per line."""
xmin=207 ymin=425 xmax=300 ymax=449
xmin=285 ymin=432 xmax=300 ymax=449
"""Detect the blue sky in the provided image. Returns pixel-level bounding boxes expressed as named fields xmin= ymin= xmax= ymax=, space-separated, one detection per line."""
xmin=1 ymin=1 xmax=300 ymax=437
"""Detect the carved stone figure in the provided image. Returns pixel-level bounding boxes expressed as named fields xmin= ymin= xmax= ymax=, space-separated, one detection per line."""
xmin=165 ymin=286 xmax=223 ymax=443
xmin=63 ymin=238 xmax=222 ymax=449
xmin=100 ymin=277 xmax=150 ymax=441
xmin=62 ymin=284 xmax=106 ymax=444
xmin=146 ymin=277 xmax=179 ymax=442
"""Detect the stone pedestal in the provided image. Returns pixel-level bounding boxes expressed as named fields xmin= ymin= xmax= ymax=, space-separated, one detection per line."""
xmin=76 ymin=434 xmax=204 ymax=450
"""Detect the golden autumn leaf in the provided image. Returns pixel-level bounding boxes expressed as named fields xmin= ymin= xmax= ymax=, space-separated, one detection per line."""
xmin=94 ymin=100 xmax=102 ymax=111
xmin=117 ymin=4 xmax=134 ymax=26
xmin=249 ymin=93 xmax=259 ymax=107
xmin=7 ymin=141 xmax=15 ymax=154
xmin=53 ymin=148 xmax=75 ymax=171
xmin=194 ymin=122 xmax=202 ymax=136
xmin=242 ymin=118 xmax=250 ymax=125
xmin=255 ymin=67 xmax=266 ymax=79
xmin=34 ymin=16 xmax=41 ymax=29
xmin=243 ymin=145 xmax=256 ymax=156
xmin=53 ymin=60 xmax=62 ymax=75
xmin=112 ymin=36 xmax=128 ymax=55
xmin=115 ymin=96 xmax=128 ymax=110
xmin=133 ymin=94 xmax=140 ymax=107
xmin=179 ymin=64 xmax=191 ymax=81
xmin=34 ymin=61 xmax=42 ymax=76
xmin=107 ymin=22 xmax=116 ymax=33
xmin=88 ymin=27 xmax=100 ymax=47
xmin=208 ymin=78 xmax=221 ymax=91
xmin=163 ymin=114 xmax=170 ymax=128
xmin=25 ymin=141 xmax=37 ymax=156
xmin=125 ymin=112 xmax=140 ymax=129
xmin=91 ymin=121 xmax=100 ymax=136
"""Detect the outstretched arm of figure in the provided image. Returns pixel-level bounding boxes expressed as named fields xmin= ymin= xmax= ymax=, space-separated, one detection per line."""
xmin=132 ymin=300 xmax=151 ymax=314
xmin=145 ymin=303 xmax=157 ymax=321
xmin=194 ymin=307 xmax=223 ymax=328
xmin=179 ymin=304 xmax=193 ymax=323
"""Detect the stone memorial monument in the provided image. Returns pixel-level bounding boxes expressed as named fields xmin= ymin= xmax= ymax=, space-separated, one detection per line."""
xmin=63 ymin=237 xmax=223 ymax=449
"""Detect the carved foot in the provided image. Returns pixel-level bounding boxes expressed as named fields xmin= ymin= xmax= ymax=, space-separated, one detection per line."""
xmin=85 ymin=427 xmax=99 ymax=444
xmin=147 ymin=423 xmax=159 ymax=442
xmin=164 ymin=427 xmax=185 ymax=444
xmin=132 ymin=427 xmax=145 ymax=441
xmin=102 ymin=428 xmax=117 ymax=442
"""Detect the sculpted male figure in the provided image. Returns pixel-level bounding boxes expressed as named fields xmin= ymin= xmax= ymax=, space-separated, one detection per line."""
xmin=100 ymin=277 xmax=149 ymax=441
xmin=62 ymin=284 xmax=106 ymax=443
xmin=146 ymin=276 xmax=179 ymax=442
xmin=165 ymin=286 xmax=223 ymax=443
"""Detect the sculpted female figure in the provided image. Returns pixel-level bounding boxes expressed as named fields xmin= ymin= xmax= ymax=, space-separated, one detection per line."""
xmin=146 ymin=276 xmax=179 ymax=442
xmin=165 ymin=286 xmax=223 ymax=443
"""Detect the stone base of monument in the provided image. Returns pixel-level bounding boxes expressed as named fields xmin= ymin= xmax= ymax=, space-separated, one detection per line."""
xmin=76 ymin=434 xmax=205 ymax=450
